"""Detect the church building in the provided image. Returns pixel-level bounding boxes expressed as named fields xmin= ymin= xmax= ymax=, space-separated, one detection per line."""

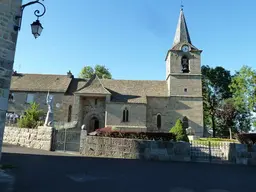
xmin=9 ymin=9 xmax=204 ymax=136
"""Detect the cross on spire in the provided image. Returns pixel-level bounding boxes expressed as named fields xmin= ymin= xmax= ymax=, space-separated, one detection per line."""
xmin=181 ymin=0 xmax=184 ymax=10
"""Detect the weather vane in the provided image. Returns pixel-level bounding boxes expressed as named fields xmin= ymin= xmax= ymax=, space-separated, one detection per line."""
xmin=181 ymin=0 xmax=184 ymax=10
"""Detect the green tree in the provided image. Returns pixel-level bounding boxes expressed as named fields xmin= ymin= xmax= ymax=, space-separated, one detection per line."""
xmin=169 ymin=119 xmax=189 ymax=142
xmin=216 ymin=98 xmax=238 ymax=139
xmin=202 ymin=65 xmax=232 ymax=137
xmin=18 ymin=102 xmax=44 ymax=128
xmin=229 ymin=66 xmax=256 ymax=132
xmin=230 ymin=66 xmax=256 ymax=112
xmin=79 ymin=65 xmax=112 ymax=79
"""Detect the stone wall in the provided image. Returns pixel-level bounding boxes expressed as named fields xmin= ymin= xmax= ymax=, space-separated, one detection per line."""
xmin=80 ymin=135 xmax=256 ymax=166
xmin=147 ymin=96 xmax=203 ymax=136
xmin=8 ymin=92 xmax=74 ymax=122
xmin=228 ymin=144 xmax=256 ymax=166
xmin=3 ymin=126 xmax=53 ymax=151
xmin=80 ymin=97 xmax=106 ymax=132
xmin=106 ymin=103 xmax=147 ymax=128
xmin=0 ymin=0 xmax=22 ymax=161
xmin=80 ymin=135 xmax=190 ymax=161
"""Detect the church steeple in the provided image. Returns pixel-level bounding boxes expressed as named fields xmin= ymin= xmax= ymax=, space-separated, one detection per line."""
xmin=172 ymin=9 xmax=192 ymax=48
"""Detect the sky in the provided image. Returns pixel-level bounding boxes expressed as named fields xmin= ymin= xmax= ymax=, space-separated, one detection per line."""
xmin=14 ymin=0 xmax=256 ymax=80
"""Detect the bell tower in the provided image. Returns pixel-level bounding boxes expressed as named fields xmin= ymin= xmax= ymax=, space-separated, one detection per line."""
xmin=166 ymin=8 xmax=202 ymax=97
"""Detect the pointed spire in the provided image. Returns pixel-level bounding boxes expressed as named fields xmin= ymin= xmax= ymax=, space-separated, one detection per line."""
xmin=172 ymin=9 xmax=192 ymax=47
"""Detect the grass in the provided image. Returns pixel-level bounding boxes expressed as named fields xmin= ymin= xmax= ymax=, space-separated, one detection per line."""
xmin=196 ymin=138 xmax=238 ymax=142
xmin=192 ymin=138 xmax=238 ymax=147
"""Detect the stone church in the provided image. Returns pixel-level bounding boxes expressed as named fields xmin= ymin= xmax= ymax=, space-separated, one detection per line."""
xmin=8 ymin=9 xmax=203 ymax=136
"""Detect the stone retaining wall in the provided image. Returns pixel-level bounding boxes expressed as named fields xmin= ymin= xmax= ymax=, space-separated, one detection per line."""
xmin=229 ymin=144 xmax=256 ymax=165
xmin=80 ymin=136 xmax=190 ymax=161
xmin=80 ymin=135 xmax=256 ymax=165
xmin=3 ymin=126 xmax=53 ymax=151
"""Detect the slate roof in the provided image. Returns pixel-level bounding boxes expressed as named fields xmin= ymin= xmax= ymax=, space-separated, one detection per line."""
xmin=72 ymin=75 xmax=167 ymax=103
xmin=101 ymin=79 xmax=167 ymax=103
xmin=75 ymin=74 xmax=111 ymax=95
xmin=10 ymin=73 xmax=168 ymax=103
xmin=173 ymin=9 xmax=192 ymax=48
xmin=10 ymin=74 xmax=72 ymax=92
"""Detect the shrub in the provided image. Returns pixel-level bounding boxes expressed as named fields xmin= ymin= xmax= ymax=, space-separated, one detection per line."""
xmin=237 ymin=133 xmax=256 ymax=145
xmin=17 ymin=102 xmax=44 ymax=128
xmin=169 ymin=119 xmax=189 ymax=142
xmin=98 ymin=131 xmax=176 ymax=141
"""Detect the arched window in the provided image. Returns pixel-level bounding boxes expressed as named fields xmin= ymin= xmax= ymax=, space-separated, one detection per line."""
xmin=68 ymin=105 xmax=72 ymax=122
xmin=181 ymin=56 xmax=190 ymax=73
xmin=182 ymin=116 xmax=189 ymax=130
xmin=122 ymin=108 xmax=129 ymax=122
xmin=157 ymin=114 xmax=161 ymax=130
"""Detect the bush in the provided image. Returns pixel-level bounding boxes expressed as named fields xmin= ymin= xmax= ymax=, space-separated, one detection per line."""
xmin=17 ymin=102 xmax=44 ymax=128
xmin=237 ymin=133 xmax=256 ymax=145
xmin=169 ymin=119 xmax=189 ymax=142
xmin=98 ymin=131 xmax=176 ymax=141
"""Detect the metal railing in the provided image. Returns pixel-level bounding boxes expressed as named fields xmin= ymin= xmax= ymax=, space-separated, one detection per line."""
xmin=190 ymin=140 xmax=234 ymax=163
xmin=54 ymin=128 xmax=81 ymax=152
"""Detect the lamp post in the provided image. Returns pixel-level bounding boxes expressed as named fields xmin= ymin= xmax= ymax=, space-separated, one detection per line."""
xmin=14 ymin=0 xmax=46 ymax=38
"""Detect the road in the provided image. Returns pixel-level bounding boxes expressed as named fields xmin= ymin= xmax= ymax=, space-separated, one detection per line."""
xmin=1 ymin=144 xmax=256 ymax=192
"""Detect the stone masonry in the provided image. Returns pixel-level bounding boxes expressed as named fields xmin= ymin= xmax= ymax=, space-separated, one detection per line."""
xmin=3 ymin=126 xmax=53 ymax=151
xmin=80 ymin=135 xmax=256 ymax=166
xmin=8 ymin=92 xmax=74 ymax=122
xmin=80 ymin=135 xmax=191 ymax=161
xmin=0 ymin=0 xmax=22 ymax=161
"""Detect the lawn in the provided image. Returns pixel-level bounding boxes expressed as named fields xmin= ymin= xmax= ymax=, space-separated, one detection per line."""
xmin=192 ymin=138 xmax=238 ymax=147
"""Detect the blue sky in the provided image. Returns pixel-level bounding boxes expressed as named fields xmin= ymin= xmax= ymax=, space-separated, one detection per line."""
xmin=14 ymin=0 xmax=256 ymax=80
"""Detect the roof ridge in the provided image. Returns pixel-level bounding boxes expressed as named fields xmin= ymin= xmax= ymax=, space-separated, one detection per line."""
xmin=95 ymin=75 xmax=111 ymax=94
xmin=18 ymin=73 xmax=68 ymax=76
xmin=74 ymin=74 xmax=111 ymax=95
xmin=102 ymin=79 xmax=166 ymax=82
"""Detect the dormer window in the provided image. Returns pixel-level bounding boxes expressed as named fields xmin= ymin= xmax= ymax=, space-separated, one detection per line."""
xmin=181 ymin=56 xmax=190 ymax=73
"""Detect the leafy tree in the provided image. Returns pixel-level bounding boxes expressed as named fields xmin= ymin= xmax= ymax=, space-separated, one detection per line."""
xmin=202 ymin=65 xmax=232 ymax=137
xmin=230 ymin=66 xmax=256 ymax=112
xmin=253 ymin=121 xmax=256 ymax=128
xmin=18 ymin=102 xmax=44 ymax=128
xmin=229 ymin=66 xmax=256 ymax=133
xmin=169 ymin=119 xmax=189 ymax=142
xmin=79 ymin=65 xmax=112 ymax=79
xmin=216 ymin=99 xmax=238 ymax=139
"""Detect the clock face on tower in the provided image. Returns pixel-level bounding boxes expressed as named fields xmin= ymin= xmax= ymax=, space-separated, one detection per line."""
xmin=181 ymin=45 xmax=189 ymax=52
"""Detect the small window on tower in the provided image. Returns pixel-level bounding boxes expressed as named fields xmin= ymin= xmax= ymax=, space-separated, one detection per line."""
xmin=181 ymin=56 xmax=190 ymax=73
xmin=122 ymin=108 xmax=129 ymax=122
xmin=157 ymin=114 xmax=161 ymax=130
xmin=184 ymin=88 xmax=188 ymax=92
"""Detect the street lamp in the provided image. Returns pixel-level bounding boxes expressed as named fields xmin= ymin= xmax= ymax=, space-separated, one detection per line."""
xmin=14 ymin=0 xmax=46 ymax=39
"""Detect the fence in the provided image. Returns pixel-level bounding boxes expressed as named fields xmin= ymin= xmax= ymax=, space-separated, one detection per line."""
xmin=190 ymin=140 xmax=235 ymax=164
xmin=54 ymin=128 xmax=81 ymax=152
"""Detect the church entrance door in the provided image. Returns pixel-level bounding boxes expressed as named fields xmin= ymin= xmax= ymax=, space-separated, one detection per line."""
xmin=89 ymin=117 xmax=100 ymax=132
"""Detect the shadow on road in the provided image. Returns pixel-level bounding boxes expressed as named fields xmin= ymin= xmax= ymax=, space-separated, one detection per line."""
xmin=1 ymin=151 xmax=256 ymax=192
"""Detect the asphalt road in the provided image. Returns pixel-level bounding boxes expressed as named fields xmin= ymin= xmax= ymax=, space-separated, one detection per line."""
xmin=1 ymin=144 xmax=256 ymax=192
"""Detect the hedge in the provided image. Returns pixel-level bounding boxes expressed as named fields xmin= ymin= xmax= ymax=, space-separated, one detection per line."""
xmin=237 ymin=133 xmax=256 ymax=145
